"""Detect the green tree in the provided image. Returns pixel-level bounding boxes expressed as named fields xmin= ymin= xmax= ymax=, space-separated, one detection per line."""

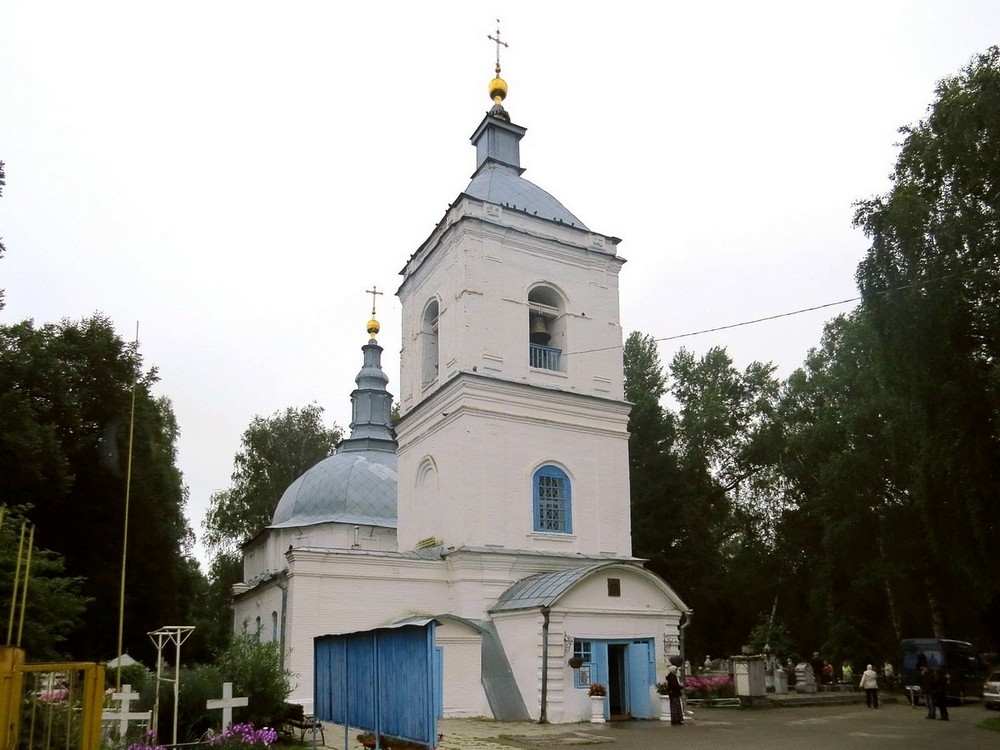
xmin=667 ymin=347 xmax=783 ymax=658
xmin=203 ymin=404 xmax=342 ymax=558
xmin=771 ymin=312 xmax=914 ymax=662
xmin=0 ymin=505 xmax=89 ymax=660
xmin=623 ymin=332 xmax=680 ymax=568
xmin=0 ymin=316 xmax=199 ymax=662
xmin=624 ymin=334 xmax=784 ymax=660
xmin=201 ymin=405 xmax=340 ymax=649
xmin=854 ymin=46 xmax=1000 ymax=648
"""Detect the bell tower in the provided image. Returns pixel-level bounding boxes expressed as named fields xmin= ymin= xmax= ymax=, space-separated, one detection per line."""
xmin=395 ymin=36 xmax=633 ymax=558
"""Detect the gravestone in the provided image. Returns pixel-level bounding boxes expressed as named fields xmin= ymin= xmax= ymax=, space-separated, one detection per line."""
xmin=102 ymin=684 xmax=152 ymax=738
xmin=732 ymin=656 xmax=768 ymax=707
xmin=207 ymin=682 xmax=249 ymax=730
xmin=795 ymin=662 xmax=817 ymax=692
xmin=773 ymin=667 xmax=788 ymax=694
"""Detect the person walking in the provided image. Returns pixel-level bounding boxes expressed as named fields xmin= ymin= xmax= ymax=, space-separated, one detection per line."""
xmin=859 ymin=664 xmax=879 ymax=708
xmin=932 ymin=669 xmax=950 ymax=721
xmin=920 ymin=664 xmax=936 ymax=718
xmin=665 ymin=665 xmax=684 ymax=725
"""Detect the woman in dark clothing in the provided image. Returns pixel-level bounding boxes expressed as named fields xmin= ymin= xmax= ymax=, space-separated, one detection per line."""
xmin=666 ymin=665 xmax=684 ymax=725
xmin=932 ymin=670 xmax=950 ymax=720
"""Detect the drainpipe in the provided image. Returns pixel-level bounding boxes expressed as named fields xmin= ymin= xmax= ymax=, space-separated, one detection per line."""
xmin=539 ymin=606 xmax=551 ymax=724
xmin=277 ymin=575 xmax=289 ymax=672
xmin=679 ymin=610 xmax=693 ymax=671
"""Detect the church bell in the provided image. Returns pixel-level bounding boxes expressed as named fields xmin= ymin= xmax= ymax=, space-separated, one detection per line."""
xmin=530 ymin=315 xmax=551 ymax=345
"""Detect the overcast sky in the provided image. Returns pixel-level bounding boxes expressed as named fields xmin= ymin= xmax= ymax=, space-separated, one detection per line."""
xmin=2 ymin=1 xmax=997 ymax=569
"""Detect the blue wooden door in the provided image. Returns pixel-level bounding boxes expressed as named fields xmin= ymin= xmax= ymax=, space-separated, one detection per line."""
xmin=627 ymin=640 xmax=654 ymax=718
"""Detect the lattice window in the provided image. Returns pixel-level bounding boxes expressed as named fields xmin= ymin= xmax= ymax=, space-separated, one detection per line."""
xmin=533 ymin=465 xmax=572 ymax=533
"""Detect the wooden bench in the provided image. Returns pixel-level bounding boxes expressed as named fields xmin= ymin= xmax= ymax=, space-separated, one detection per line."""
xmin=283 ymin=703 xmax=325 ymax=745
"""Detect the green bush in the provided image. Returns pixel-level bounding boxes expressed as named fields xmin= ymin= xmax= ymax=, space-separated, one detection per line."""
xmin=106 ymin=662 xmax=151 ymax=692
xmin=216 ymin=630 xmax=293 ymax=730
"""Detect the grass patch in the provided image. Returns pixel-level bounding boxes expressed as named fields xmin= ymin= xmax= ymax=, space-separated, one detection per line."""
xmin=978 ymin=714 xmax=1000 ymax=732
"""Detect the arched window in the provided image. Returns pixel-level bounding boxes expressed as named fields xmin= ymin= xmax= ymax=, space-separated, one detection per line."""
xmin=254 ymin=616 xmax=262 ymax=643
xmin=421 ymin=299 xmax=440 ymax=386
xmin=528 ymin=285 xmax=566 ymax=371
xmin=533 ymin=464 xmax=572 ymax=533
xmin=271 ymin=611 xmax=279 ymax=643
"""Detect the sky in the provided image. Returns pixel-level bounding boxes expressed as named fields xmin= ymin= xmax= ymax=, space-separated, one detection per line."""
xmin=2 ymin=1 xmax=998 ymax=570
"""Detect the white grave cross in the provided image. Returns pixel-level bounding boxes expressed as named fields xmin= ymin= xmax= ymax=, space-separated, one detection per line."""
xmin=206 ymin=682 xmax=248 ymax=730
xmin=101 ymin=684 xmax=152 ymax=737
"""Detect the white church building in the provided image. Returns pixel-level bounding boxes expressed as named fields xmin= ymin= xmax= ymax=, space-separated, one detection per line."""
xmin=233 ymin=54 xmax=691 ymax=724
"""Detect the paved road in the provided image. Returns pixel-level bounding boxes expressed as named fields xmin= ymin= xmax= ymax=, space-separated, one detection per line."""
xmin=434 ymin=702 xmax=993 ymax=750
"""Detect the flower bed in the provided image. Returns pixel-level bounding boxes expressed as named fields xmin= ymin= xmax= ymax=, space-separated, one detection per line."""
xmin=684 ymin=674 xmax=736 ymax=705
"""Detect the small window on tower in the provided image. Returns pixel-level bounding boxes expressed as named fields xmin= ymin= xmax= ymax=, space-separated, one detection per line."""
xmin=421 ymin=299 xmax=440 ymax=386
xmin=607 ymin=578 xmax=621 ymax=597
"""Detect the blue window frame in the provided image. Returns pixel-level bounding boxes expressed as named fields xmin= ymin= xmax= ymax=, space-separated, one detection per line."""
xmin=533 ymin=465 xmax=572 ymax=533
xmin=574 ymin=640 xmax=593 ymax=688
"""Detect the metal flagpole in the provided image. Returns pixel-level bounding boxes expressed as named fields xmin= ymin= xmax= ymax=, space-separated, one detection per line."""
xmin=116 ymin=322 xmax=140 ymax=690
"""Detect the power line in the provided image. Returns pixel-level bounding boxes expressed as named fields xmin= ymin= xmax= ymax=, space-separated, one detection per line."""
xmin=566 ymin=297 xmax=860 ymax=357
xmin=653 ymin=297 xmax=861 ymax=343
xmin=565 ymin=265 xmax=977 ymax=357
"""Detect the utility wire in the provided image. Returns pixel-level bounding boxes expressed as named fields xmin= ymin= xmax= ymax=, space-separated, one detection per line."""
xmin=565 ymin=297 xmax=861 ymax=357
xmin=565 ymin=266 xmax=977 ymax=357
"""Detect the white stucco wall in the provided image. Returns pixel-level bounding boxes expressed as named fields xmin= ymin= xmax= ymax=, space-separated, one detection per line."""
xmin=241 ymin=523 xmax=397 ymax=583
xmin=397 ymin=199 xmax=625 ymax=414
xmin=435 ymin=619 xmax=491 ymax=717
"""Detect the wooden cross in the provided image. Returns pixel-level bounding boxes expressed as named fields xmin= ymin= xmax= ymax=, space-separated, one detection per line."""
xmin=366 ymin=285 xmax=383 ymax=317
xmin=101 ymin=684 xmax=152 ymax=737
xmin=206 ymin=681 xmax=249 ymax=730
xmin=488 ymin=19 xmax=509 ymax=73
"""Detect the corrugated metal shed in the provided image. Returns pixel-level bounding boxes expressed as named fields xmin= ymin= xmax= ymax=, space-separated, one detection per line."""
xmin=314 ymin=622 xmax=438 ymax=750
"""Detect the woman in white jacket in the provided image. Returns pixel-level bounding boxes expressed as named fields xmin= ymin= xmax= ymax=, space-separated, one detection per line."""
xmin=859 ymin=664 xmax=879 ymax=708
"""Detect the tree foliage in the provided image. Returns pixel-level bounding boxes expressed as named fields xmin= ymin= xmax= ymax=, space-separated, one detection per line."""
xmin=625 ymin=333 xmax=784 ymax=660
xmin=216 ymin=628 xmax=293 ymax=729
xmin=0 ymin=315 xmax=200 ymax=662
xmin=623 ymin=48 xmax=1000 ymax=665
xmin=853 ymin=46 xmax=1000 ymax=645
xmin=0 ymin=505 xmax=88 ymax=660
xmin=202 ymin=405 xmax=341 ymax=559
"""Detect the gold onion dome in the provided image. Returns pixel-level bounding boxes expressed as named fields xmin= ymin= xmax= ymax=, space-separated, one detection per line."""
xmin=489 ymin=75 xmax=507 ymax=105
xmin=367 ymin=317 xmax=380 ymax=340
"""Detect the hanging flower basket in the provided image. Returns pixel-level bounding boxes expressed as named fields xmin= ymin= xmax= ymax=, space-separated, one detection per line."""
xmin=568 ymin=656 xmax=584 ymax=669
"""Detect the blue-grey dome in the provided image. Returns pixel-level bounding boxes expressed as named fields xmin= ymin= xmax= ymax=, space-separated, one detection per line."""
xmin=466 ymin=110 xmax=588 ymax=229
xmin=270 ymin=451 xmax=397 ymax=529
xmin=270 ymin=335 xmax=398 ymax=529
xmin=465 ymin=162 xmax=587 ymax=228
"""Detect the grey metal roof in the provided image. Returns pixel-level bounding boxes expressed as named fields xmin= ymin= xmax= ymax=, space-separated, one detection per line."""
xmin=490 ymin=564 xmax=610 ymax=613
xmin=270 ymin=451 xmax=397 ymax=529
xmin=464 ymin=162 xmax=588 ymax=229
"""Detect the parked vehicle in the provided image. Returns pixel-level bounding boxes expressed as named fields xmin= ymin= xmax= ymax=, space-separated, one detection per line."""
xmin=984 ymin=672 xmax=1000 ymax=710
xmin=899 ymin=638 xmax=989 ymax=704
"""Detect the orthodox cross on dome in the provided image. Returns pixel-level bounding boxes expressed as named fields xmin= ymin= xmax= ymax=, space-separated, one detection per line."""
xmin=365 ymin=285 xmax=383 ymax=341
xmin=488 ymin=19 xmax=508 ymax=76
xmin=366 ymin=285 xmax=383 ymax=317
